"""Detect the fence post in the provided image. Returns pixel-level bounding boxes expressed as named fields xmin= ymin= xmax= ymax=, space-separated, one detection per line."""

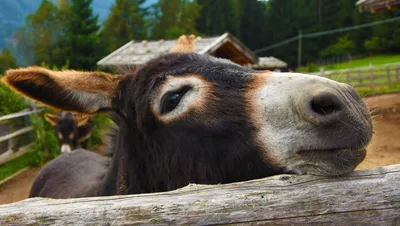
xmin=395 ymin=66 xmax=400 ymax=85
xmin=346 ymin=71 xmax=351 ymax=85
xmin=386 ymin=65 xmax=392 ymax=87
xmin=319 ymin=67 xmax=324 ymax=77
xmin=369 ymin=64 xmax=375 ymax=94
xmin=31 ymin=101 xmax=48 ymax=155
xmin=358 ymin=67 xmax=363 ymax=84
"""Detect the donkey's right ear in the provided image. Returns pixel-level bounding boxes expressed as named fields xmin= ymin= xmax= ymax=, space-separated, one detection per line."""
xmin=44 ymin=113 xmax=58 ymax=126
xmin=1 ymin=67 xmax=123 ymax=114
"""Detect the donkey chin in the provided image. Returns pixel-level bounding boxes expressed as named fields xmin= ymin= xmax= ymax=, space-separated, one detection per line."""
xmin=249 ymin=72 xmax=373 ymax=177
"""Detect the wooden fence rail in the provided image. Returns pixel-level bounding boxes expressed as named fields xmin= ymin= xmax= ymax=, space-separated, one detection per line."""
xmin=313 ymin=64 xmax=400 ymax=94
xmin=0 ymin=106 xmax=44 ymax=166
xmin=0 ymin=164 xmax=399 ymax=225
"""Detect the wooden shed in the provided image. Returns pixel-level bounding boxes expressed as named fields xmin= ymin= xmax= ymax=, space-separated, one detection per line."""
xmin=249 ymin=56 xmax=289 ymax=71
xmin=356 ymin=0 xmax=400 ymax=13
xmin=97 ymin=32 xmax=258 ymax=69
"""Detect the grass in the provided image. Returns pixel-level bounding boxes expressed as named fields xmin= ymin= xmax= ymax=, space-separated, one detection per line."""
xmin=305 ymin=54 xmax=400 ymax=96
xmin=0 ymin=110 xmax=113 ymax=183
xmin=357 ymin=84 xmax=400 ymax=96
xmin=0 ymin=152 xmax=37 ymax=181
xmin=324 ymin=54 xmax=400 ymax=71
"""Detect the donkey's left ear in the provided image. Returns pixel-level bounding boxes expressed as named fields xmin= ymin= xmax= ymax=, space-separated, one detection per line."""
xmin=76 ymin=115 xmax=90 ymax=127
xmin=1 ymin=67 xmax=123 ymax=114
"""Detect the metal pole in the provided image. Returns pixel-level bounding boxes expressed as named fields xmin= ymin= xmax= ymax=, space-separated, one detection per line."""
xmin=298 ymin=30 xmax=302 ymax=68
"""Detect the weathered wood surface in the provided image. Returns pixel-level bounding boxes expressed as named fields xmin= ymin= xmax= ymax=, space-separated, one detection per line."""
xmin=0 ymin=164 xmax=399 ymax=225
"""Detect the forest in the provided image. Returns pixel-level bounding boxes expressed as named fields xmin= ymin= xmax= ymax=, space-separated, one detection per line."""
xmin=0 ymin=0 xmax=400 ymax=73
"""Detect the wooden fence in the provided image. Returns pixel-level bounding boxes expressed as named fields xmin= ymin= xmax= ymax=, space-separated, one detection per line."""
xmin=0 ymin=164 xmax=398 ymax=225
xmin=312 ymin=64 xmax=400 ymax=94
xmin=0 ymin=101 xmax=44 ymax=166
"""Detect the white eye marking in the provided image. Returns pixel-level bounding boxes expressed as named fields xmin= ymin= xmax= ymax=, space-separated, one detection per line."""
xmin=151 ymin=75 xmax=211 ymax=123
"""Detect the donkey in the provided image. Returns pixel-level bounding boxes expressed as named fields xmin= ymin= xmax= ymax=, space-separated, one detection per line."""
xmin=44 ymin=111 xmax=93 ymax=153
xmin=1 ymin=36 xmax=373 ymax=199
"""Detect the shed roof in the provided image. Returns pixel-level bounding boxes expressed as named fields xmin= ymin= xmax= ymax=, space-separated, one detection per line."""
xmin=356 ymin=0 xmax=400 ymax=13
xmin=97 ymin=33 xmax=258 ymax=67
xmin=250 ymin=56 xmax=288 ymax=69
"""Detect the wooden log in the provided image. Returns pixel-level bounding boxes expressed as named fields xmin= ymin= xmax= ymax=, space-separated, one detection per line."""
xmin=0 ymin=164 xmax=399 ymax=225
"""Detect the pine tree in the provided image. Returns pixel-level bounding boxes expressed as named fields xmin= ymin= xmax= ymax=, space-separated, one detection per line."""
xmin=0 ymin=48 xmax=18 ymax=74
xmin=151 ymin=0 xmax=201 ymax=39
xmin=196 ymin=0 xmax=239 ymax=36
xmin=14 ymin=0 xmax=63 ymax=66
xmin=101 ymin=0 xmax=148 ymax=52
xmin=236 ymin=0 xmax=268 ymax=50
xmin=64 ymin=0 xmax=103 ymax=70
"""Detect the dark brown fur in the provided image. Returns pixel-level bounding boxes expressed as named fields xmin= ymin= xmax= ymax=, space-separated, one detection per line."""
xmin=2 ymin=51 xmax=372 ymax=199
xmin=21 ymin=53 xmax=282 ymax=198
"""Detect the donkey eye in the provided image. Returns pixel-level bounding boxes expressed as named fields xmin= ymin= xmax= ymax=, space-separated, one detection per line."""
xmin=160 ymin=86 xmax=191 ymax=114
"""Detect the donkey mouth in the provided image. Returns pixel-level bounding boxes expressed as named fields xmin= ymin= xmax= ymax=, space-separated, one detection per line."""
xmin=297 ymin=147 xmax=367 ymax=162
xmin=293 ymin=147 xmax=367 ymax=176
xmin=297 ymin=147 xmax=366 ymax=156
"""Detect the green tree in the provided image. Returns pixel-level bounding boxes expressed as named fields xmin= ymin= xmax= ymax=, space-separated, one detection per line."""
xmin=0 ymin=48 xmax=18 ymax=74
xmin=320 ymin=34 xmax=355 ymax=58
xmin=101 ymin=0 xmax=148 ymax=52
xmin=63 ymin=0 xmax=103 ymax=70
xmin=236 ymin=0 xmax=269 ymax=50
xmin=195 ymin=0 xmax=239 ymax=36
xmin=0 ymin=50 xmax=24 ymax=116
xmin=151 ymin=0 xmax=201 ymax=39
xmin=14 ymin=0 xmax=64 ymax=66
xmin=261 ymin=0 xmax=308 ymax=66
xmin=364 ymin=37 xmax=384 ymax=53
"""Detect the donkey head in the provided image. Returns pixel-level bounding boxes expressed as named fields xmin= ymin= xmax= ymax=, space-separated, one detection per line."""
xmin=45 ymin=112 xmax=91 ymax=152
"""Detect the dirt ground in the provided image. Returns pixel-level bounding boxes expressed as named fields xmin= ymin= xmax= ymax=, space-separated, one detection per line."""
xmin=0 ymin=93 xmax=399 ymax=205
xmin=0 ymin=167 xmax=41 ymax=205
xmin=356 ymin=93 xmax=400 ymax=169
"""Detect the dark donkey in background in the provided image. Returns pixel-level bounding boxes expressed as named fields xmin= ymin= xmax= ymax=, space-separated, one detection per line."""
xmin=1 ymin=35 xmax=373 ymax=199
xmin=44 ymin=112 xmax=93 ymax=153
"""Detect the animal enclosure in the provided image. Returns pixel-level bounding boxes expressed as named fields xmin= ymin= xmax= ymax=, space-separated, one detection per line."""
xmin=0 ymin=107 xmax=44 ymax=166
xmin=313 ymin=64 xmax=400 ymax=94
xmin=0 ymin=164 xmax=399 ymax=225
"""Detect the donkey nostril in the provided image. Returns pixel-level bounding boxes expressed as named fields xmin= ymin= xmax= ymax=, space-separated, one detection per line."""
xmin=311 ymin=92 xmax=342 ymax=115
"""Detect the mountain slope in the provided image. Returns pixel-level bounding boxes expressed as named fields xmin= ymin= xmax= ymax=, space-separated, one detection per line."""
xmin=0 ymin=0 xmax=115 ymax=51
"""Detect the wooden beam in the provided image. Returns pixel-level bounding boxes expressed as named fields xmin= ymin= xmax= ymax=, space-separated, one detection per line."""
xmin=0 ymin=143 xmax=34 ymax=165
xmin=0 ymin=127 xmax=33 ymax=143
xmin=0 ymin=167 xmax=29 ymax=187
xmin=358 ymin=0 xmax=400 ymax=13
xmin=0 ymin=164 xmax=399 ymax=225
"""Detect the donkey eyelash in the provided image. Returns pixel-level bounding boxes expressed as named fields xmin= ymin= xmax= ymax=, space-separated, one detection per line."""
xmin=160 ymin=86 xmax=192 ymax=114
